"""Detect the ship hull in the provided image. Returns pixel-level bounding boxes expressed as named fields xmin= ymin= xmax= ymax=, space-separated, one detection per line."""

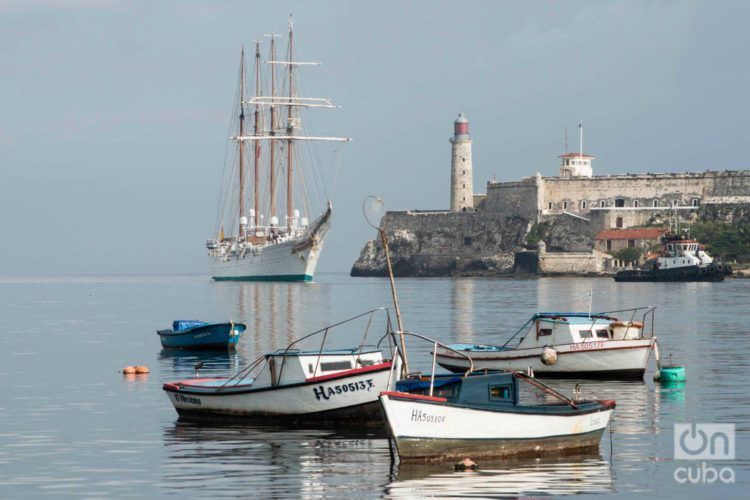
xmin=209 ymin=207 xmax=330 ymax=282
xmin=614 ymin=262 xmax=731 ymax=282
xmin=210 ymin=241 xmax=319 ymax=282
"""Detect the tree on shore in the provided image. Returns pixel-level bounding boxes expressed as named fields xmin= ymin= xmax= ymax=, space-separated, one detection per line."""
xmin=691 ymin=221 xmax=750 ymax=262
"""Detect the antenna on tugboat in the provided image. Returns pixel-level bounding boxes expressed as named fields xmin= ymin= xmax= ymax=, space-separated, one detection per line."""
xmin=363 ymin=195 xmax=409 ymax=376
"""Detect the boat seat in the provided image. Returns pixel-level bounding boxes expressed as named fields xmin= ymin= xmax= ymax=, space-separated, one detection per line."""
xmin=450 ymin=343 xmax=511 ymax=352
xmin=173 ymin=320 xmax=208 ymax=332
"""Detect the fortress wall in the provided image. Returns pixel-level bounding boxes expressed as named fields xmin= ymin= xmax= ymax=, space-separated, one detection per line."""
xmin=483 ymin=178 xmax=539 ymax=219
xmin=587 ymin=207 xmax=699 ymax=231
xmin=541 ymin=175 xmax=708 ymax=214
xmin=709 ymin=171 xmax=750 ymax=196
xmin=538 ymin=250 xmax=605 ymax=274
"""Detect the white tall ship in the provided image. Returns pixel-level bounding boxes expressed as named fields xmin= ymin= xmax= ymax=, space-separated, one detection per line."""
xmin=206 ymin=19 xmax=349 ymax=282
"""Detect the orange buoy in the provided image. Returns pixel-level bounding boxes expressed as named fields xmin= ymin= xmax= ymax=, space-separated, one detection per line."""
xmin=123 ymin=366 xmax=136 ymax=374
xmin=135 ymin=366 xmax=150 ymax=374
xmin=455 ymin=457 xmax=479 ymax=471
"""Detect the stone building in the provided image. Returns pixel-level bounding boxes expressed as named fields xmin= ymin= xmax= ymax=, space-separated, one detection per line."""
xmin=594 ymin=227 xmax=667 ymax=254
xmin=351 ymin=116 xmax=750 ymax=277
xmin=482 ymin=160 xmax=750 ymax=232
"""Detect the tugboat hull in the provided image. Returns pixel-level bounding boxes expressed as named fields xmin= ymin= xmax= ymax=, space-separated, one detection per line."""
xmin=614 ymin=262 xmax=731 ymax=282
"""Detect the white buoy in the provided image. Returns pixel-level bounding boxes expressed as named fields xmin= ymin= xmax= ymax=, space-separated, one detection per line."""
xmin=541 ymin=347 xmax=558 ymax=366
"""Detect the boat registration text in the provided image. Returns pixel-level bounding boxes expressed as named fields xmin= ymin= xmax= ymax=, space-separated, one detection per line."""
xmin=313 ymin=379 xmax=375 ymax=401
xmin=570 ymin=342 xmax=605 ymax=352
xmin=411 ymin=408 xmax=446 ymax=424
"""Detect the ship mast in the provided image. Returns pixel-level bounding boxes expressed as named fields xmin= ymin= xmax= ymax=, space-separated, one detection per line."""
xmin=232 ymin=20 xmax=351 ymax=227
xmin=268 ymin=34 xmax=277 ymax=222
xmin=286 ymin=18 xmax=295 ymax=231
xmin=238 ymin=47 xmax=247 ymax=238
xmin=253 ymin=41 xmax=262 ymax=228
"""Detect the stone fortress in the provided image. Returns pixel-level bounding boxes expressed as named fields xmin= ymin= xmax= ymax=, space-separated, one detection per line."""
xmin=351 ymin=114 xmax=750 ymax=276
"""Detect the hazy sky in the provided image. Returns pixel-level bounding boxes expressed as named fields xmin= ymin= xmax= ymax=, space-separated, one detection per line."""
xmin=1 ymin=0 xmax=748 ymax=275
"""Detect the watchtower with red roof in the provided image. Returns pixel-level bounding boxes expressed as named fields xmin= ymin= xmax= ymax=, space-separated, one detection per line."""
xmin=559 ymin=152 xmax=595 ymax=178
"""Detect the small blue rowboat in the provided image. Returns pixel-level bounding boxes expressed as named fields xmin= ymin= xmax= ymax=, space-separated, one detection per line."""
xmin=158 ymin=320 xmax=246 ymax=350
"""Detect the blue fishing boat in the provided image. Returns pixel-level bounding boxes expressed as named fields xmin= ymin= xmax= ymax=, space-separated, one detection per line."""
xmin=157 ymin=320 xmax=246 ymax=350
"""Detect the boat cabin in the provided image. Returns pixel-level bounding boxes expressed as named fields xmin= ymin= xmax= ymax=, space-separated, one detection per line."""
xmin=395 ymin=371 xmax=608 ymax=415
xmin=396 ymin=372 xmax=520 ymax=407
xmin=516 ymin=313 xmax=644 ymax=348
xmin=658 ymin=237 xmax=712 ymax=269
xmin=251 ymin=348 xmax=386 ymax=388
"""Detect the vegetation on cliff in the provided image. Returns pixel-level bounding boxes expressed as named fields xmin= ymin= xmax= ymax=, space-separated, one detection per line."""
xmin=612 ymin=247 xmax=643 ymax=262
xmin=525 ymin=222 xmax=548 ymax=246
xmin=691 ymin=221 xmax=750 ymax=262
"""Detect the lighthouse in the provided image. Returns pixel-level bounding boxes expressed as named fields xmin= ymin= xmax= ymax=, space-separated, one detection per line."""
xmin=450 ymin=113 xmax=474 ymax=212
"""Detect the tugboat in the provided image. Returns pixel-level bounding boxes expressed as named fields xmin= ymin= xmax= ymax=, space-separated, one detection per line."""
xmin=614 ymin=231 xmax=731 ymax=282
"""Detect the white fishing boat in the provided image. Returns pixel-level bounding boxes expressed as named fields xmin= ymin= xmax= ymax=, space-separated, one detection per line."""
xmin=434 ymin=308 xmax=659 ymax=379
xmin=163 ymin=309 xmax=401 ymax=421
xmin=379 ymin=333 xmax=615 ymax=462
xmin=206 ymin=18 xmax=349 ymax=281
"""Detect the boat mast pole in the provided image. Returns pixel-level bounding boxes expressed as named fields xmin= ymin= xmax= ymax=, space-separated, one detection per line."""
xmin=381 ymin=227 xmax=409 ymax=376
xmin=238 ymin=47 xmax=246 ymax=238
xmin=269 ymin=35 xmax=277 ymax=222
xmin=253 ymin=41 xmax=261 ymax=229
xmin=286 ymin=17 xmax=294 ymax=231
xmin=363 ymin=196 xmax=409 ymax=376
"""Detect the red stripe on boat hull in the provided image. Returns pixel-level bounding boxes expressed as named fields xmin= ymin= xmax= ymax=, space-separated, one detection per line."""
xmin=306 ymin=361 xmax=392 ymax=383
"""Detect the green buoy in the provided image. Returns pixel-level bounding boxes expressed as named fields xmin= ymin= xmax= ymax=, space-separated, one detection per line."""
xmin=653 ymin=352 xmax=686 ymax=383
xmin=658 ymin=365 xmax=686 ymax=382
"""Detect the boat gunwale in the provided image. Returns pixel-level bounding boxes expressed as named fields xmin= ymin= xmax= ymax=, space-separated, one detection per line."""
xmin=163 ymin=361 xmax=392 ymax=396
xmin=436 ymin=339 xmax=655 ymax=361
xmin=157 ymin=322 xmax=247 ymax=337
xmin=433 ymin=365 xmax=646 ymax=379
xmin=380 ymin=392 xmax=616 ymax=417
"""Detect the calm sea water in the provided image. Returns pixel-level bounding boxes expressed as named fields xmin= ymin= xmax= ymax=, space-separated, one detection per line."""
xmin=0 ymin=274 xmax=747 ymax=498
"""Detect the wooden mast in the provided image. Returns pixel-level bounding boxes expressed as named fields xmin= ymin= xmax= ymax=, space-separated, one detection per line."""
xmin=238 ymin=47 xmax=246 ymax=238
xmin=269 ymin=35 xmax=277 ymax=222
xmin=253 ymin=41 xmax=261 ymax=229
xmin=286 ymin=20 xmax=294 ymax=231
